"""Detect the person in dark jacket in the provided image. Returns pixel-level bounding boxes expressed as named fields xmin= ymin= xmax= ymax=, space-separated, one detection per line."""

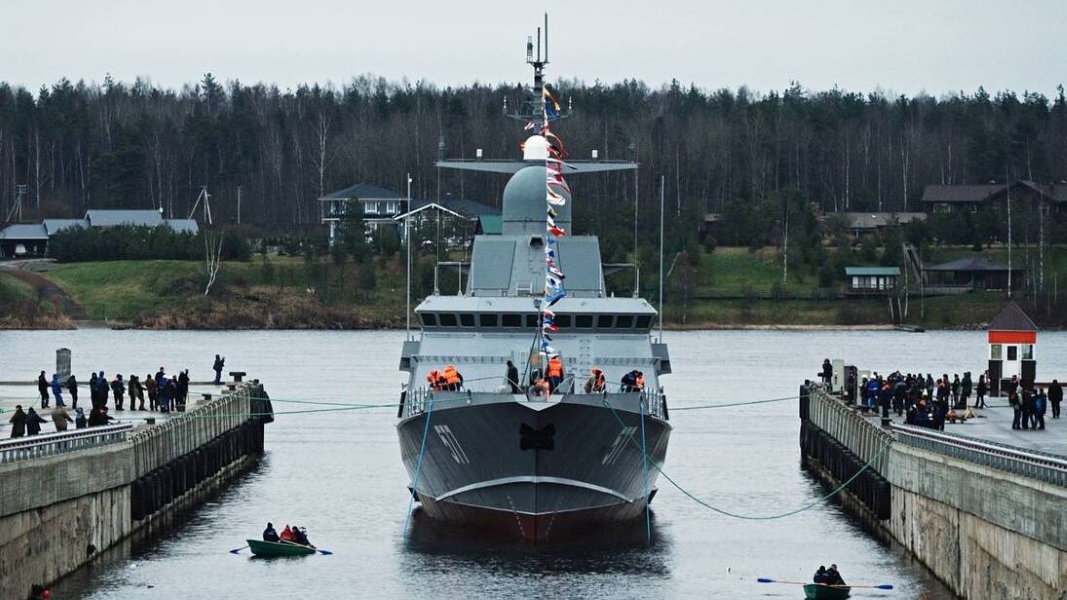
xmin=177 ymin=370 xmax=190 ymax=411
xmin=26 ymin=408 xmax=48 ymax=435
xmin=213 ymin=354 xmax=225 ymax=384
xmin=825 ymin=564 xmax=845 ymax=585
xmin=74 ymin=408 xmax=87 ymax=429
xmin=97 ymin=371 xmax=109 ymax=409
xmin=262 ymin=522 xmax=280 ymax=542
xmin=813 ymin=566 xmax=829 ymax=584
xmin=145 ymin=374 xmax=159 ymax=411
xmin=37 ymin=371 xmax=50 ymax=409
xmin=129 ymin=375 xmax=146 ymax=411
xmin=87 ymin=406 xmax=114 ymax=427
xmin=111 ymin=375 xmax=126 ymax=411
xmin=1049 ymin=379 xmax=1063 ymax=419
xmin=975 ymin=374 xmax=988 ymax=408
xmin=8 ymin=405 xmax=27 ymax=438
xmin=67 ymin=373 xmax=79 ymax=410
xmin=505 ymin=360 xmax=520 ymax=393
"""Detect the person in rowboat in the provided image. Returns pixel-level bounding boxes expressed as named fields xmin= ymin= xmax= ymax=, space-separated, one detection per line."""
xmin=262 ymin=522 xmax=280 ymax=542
xmin=292 ymin=526 xmax=313 ymax=547
xmin=812 ymin=566 xmax=829 ymax=583
xmin=825 ymin=564 xmax=845 ymax=585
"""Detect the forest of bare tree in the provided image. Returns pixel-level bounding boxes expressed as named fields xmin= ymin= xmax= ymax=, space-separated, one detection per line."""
xmin=2 ymin=74 xmax=1066 ymax=250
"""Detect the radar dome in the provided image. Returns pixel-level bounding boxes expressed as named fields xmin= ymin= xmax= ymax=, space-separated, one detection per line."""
xmin=502 ymin=165 xmax=572 ymax=236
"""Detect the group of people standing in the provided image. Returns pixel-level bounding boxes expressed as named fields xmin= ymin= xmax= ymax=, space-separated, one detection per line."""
xmin=1004 ymin=375 xmax=1061 ymax=430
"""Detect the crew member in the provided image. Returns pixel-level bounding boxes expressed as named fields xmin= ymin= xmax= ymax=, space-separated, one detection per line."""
xmin=443 ymin=364 xmax=463 ymax=391
xmin=546 ymin=354 xmax=564 ymax=392
xmin=584 ymin=368 xmax=606 ymax=393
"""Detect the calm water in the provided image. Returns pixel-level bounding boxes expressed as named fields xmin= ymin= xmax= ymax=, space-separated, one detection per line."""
xmin=6 ymin=328 xmax=1061 ymax=599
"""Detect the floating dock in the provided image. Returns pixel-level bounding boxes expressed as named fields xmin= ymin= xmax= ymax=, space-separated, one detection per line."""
xmin=799 ymin=382 xmax=1066 ymax=600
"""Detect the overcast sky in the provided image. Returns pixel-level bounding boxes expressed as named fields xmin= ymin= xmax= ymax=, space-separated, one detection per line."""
xmin=3 ymin=0 xmax=1066 ymax=98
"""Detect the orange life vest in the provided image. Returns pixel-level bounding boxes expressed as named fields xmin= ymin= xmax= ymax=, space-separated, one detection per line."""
xmin=547 ymin=357 xmax=563 ymax=378
xmin=444 ymin=365 xmax=461 ymax=386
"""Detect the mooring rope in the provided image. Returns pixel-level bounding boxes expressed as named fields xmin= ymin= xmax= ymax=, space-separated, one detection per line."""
xmin=602 ymin=397 xmax=893 ymax=520
xmin=402 ymin=396 xmax=435 ymax=535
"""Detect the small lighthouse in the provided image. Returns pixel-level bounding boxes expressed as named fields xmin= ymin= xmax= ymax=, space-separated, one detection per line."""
xmin=987 ymin=301 xmax=1038 ymax=395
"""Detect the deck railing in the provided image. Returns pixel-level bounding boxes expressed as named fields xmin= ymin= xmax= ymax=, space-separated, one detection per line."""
xmin=0 ymin=424 xmax=133 ymax=464
xmin=891 ymin=424 xmax=1067 ymax=487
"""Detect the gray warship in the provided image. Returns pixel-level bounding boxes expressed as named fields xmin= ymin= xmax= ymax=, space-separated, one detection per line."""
xmin=396 ymin=20 xmax=672 ymax=541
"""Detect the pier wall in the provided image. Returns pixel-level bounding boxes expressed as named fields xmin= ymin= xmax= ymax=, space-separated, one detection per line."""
xmin=800 ymin=384 xmax=1067 ymax=600
xmin=0 ymin=382 xmax=272 ymax=600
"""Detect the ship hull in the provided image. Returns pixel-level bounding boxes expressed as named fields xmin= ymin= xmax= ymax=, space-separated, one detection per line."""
xmin=397 ymin=393 xmax=671 ymax=541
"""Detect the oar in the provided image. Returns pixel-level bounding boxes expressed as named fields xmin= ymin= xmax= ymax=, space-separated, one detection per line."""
xmin=280 ymin=539 xmax=332 ymax=555
xmin=228 ymin=545 xmax=249 ymax=554
xmin=758 ymin=578 xmax=893 ymax=590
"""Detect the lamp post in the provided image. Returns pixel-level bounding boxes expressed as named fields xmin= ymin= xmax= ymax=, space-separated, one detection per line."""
xmin=406 ymin=173 xmax=413 ymax=339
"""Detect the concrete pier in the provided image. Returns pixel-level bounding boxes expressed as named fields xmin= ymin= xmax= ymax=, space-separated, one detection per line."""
xmin=0 ymin=379 xmax=273 ymax=600
xmin=800 ymin=382 xmax=1066 ymax=600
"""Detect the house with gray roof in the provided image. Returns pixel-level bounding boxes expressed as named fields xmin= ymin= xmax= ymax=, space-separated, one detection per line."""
xmin=921 ymin=180 xmax=1067 ymax=215
xmin=0 ymin=209 xmax=198 ymax=258
xmin=922 ymin=255 xmax=1024 ymax=291
xmin=844 ymin=266 xmax=901 ymax=295
xmin=319 ymin=183 xmax=408 ymax=245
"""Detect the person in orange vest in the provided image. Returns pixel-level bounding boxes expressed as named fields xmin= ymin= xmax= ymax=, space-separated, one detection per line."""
xmin=426 ymin=369 xmax=442 ymax=391
xmin=546 ymin=354 xmax=564 ymax=392
xmin=531 ymin=377 xmax=551 ymax=398
xmin=584 ymin=368 xmax=605 ymax=393
xmin=280 ymin=524 xmax=294 ymax=542
xmin=443 ymin=364 xmax=463 ymax=391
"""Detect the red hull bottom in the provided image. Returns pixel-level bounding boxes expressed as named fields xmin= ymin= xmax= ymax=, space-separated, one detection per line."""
xmin=415 ymin=495 xmax=652 ymax=542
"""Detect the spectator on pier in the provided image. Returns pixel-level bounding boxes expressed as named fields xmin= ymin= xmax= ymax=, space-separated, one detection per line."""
xmin=95 ymin=371 xmax=109 ymax=409
xmin=1009 ymin=388 xmax=1022 ymax=430
xmin=950 ymin=374 xmax=961 ymax=408
xmin=213 ymin=354 xmax=226 ymax=385
xmin=51 ymin=405 xmax=74 ymax=432
xmin=8 ymin=405 xmax=27 ymax=438
xmin=961 ymin=373 xmax=972 ymax=408
xmin=145 ymin=374 xmax=159 ymax=411
xmin=155 ymin=367 xmax=165 ymax=384
xmin=67 ymin=373 xmax=79 ymax=410
xmin=1021 ymin=389 xmax=1035 ymax=430
xmin=177 ymin=370 xmax=190 ymax=411
xmin=1033 ymin=388 xmax=1047 ymax=430
xmin=25 ymin=408 xmax=47 ymax=436
xmin=129 ymin=375 xmax=146 ymax=411
xmin=159 ymin=376 xmax=175 ymax=413
xmin=50 ymin=374 xmax=65 ymax=407
xmin=87 ymin=406 xmax=114 ymax=427
xmin=821 ymin=359 xmax=832 ymax=385
xmin=1049 ymin=379 xmax=1062 ymax=419
xmin=975 ymin=375 xmax=988 ymax=409
xmin=37 ymin=371 xmax=50 ymax=409
xmin=262 ymin=522 xmax=280 ymax=542
xmin=925 ymin=373 xmax=935 ymax=398
xmin=864 ymin=377 xmax=880 ymax=411
xmin=506 ymin=360 xmax=520 ymax=393
xmin=111 ymin=374 xmax=126 ymax=411
xmin=74 ymin=408 xmax=87 ymax=429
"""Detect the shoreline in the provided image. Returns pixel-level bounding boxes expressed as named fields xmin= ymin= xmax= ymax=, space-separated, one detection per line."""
xmin=0 ymin=322 xmax=1025 ymax=332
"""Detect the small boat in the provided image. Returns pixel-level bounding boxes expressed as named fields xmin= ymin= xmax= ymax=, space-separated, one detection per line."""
xmin=246 ymin=539 xmax=316 ymax=557
xmin=803 ymin=583 xmax=851 ymax=599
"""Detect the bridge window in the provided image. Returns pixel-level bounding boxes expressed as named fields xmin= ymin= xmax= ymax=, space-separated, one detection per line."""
xmin=421 ymin=313 xmax=437 ymax=327
xmin=525 ymin=314 xmax=539 ymax=328
xmin=555 ymin=314 xmax=571 ymax=328
xmin=575 ymin=315 xmax=593 ymax=329
xmin=459 ymin=313 xmax=475 ymax=327
xmin=502 ymin=314 xmax=522 ymax=328
xmin=616 ymin=315 xmax=634 ymax=328
xmin=636 ymin=315 xmax=652 ymax=329
xmin=480 ymin=314 xmax=498 ymax=327
xmin=597 ymin=315 xmax=614 ymax=328
xmin=439 ymin=313 xmax=458 ymax=327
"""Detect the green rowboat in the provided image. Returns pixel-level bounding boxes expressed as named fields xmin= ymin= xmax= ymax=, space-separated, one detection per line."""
xmin=246 ymin=539 xmax=316 ymax=557
xmin=803 ymin=583 xmax=851 ymax=600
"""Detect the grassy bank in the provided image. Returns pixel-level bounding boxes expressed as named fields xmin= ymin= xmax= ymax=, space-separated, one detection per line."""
xmin=3 ymin=244 xmax=1065 ymax=329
